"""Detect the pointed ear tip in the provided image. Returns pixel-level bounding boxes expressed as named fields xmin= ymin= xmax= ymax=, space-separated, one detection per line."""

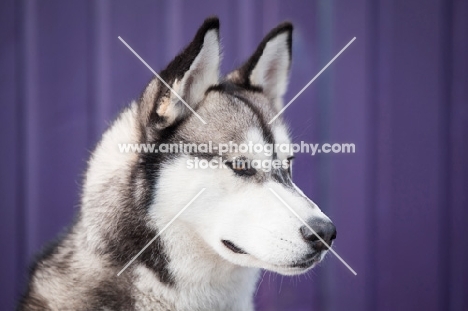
xmin=274 ymin=22 xmax=293 ymax=37
xmin=262 ymin=21 xmax=293 ymax=44
xmin=201 ymin=16 xmax=220 ymax=32
xmin=194 ymin=17 xmax=220 ymax=44
xmin=278 ymin=21 xmax=293 ymax=32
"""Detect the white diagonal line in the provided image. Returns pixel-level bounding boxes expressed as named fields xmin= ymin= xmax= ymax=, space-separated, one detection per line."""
xmin=117 ymin=188 xmax=206 ymax=276
xmin=268 ymin=37 xmax=356 ymax=124
xmin=118 ymin=36 xmax=207 ymax=125
xmin=268 ymin=188 xmax=357 ymax=275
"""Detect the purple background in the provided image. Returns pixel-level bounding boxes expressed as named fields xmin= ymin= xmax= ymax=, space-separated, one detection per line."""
xmin=1 ymin=0 xmax=467 ymax=310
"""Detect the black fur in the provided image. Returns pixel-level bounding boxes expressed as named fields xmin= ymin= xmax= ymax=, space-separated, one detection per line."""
xmin=88 ymin=279 xmax=135 ymax=311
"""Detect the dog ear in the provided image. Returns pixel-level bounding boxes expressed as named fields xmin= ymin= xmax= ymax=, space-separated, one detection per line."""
xmin=139 ymin=17 xmax=220 ymax=129
xmin=227 ymin=22 xmax=292 ymax=111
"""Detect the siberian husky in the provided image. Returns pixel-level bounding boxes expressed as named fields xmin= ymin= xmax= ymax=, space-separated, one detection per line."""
xmin=19 ymin=17 xmax=337 ymax=311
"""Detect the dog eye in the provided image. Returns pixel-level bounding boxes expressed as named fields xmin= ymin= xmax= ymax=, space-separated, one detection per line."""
xmin=225 ymin=158 xmax=257 ymax=177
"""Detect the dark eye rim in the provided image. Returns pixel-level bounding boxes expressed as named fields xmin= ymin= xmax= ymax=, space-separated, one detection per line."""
xmin=225 ymin=158 xmax=257 ymax=177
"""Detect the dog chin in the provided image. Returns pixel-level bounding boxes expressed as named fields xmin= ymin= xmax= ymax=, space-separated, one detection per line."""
xmin=268 ymin=263 xmax=317 ymax=276
xmin=262 ymin=259 xmax=320 ymax=276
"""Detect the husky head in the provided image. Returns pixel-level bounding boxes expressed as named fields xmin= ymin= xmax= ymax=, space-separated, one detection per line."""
xmin=135 ymin=17 xmax=336 ymax=277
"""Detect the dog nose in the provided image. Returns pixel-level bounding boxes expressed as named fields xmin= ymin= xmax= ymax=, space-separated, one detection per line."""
xmin=300 ymin=220 xmax=336 ymax=251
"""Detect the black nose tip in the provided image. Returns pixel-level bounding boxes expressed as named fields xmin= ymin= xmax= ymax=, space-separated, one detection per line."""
xmin=300 ymin=220 xmax=336 ymax=251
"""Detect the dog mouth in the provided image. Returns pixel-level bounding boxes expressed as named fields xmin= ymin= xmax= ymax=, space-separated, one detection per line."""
xmin=289 ymin=252 xmax=322 ymax=269
xmin=222 ymin=239 xmax=323 ymax=271
xmin=222 ymin=240 xmax=248 ymax=254
xmin=221 ymin=240 xmax=323 ymax=271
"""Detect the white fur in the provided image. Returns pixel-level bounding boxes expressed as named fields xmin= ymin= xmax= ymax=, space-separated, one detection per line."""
xmin=149 ymin=153 xmax=329 ymax=278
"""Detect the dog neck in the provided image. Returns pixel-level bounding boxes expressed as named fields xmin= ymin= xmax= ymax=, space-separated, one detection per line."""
xmin=132 ymin=222 xmax=260 ymax=310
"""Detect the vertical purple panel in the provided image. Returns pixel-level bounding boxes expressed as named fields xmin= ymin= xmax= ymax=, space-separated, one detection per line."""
xmin=449 ymin=0 xmax=468 ymax=309
xmin=109 ymin=0 xmax=165 ymax=120
xmin=0 ymin=1 xmax=21 ymax=308
xmin=330 ymin=0 xmax=368 ymax=310
xmin=23 ymin=0 xmax=40 ymax=264
xmin=88 ymin=0 xmax=112 ymax=143
xmin=372 ymin=0 xmax=395 ymax=309
xmin=165 ymin=0 xmax=183 ymax=60
xmin=31 ymin=0 xmax=90 ymax=257
xmin=236 ymin=0 xmax=256 ymax=61
xmin=374 ymin=0 xmax=446 ymax=309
